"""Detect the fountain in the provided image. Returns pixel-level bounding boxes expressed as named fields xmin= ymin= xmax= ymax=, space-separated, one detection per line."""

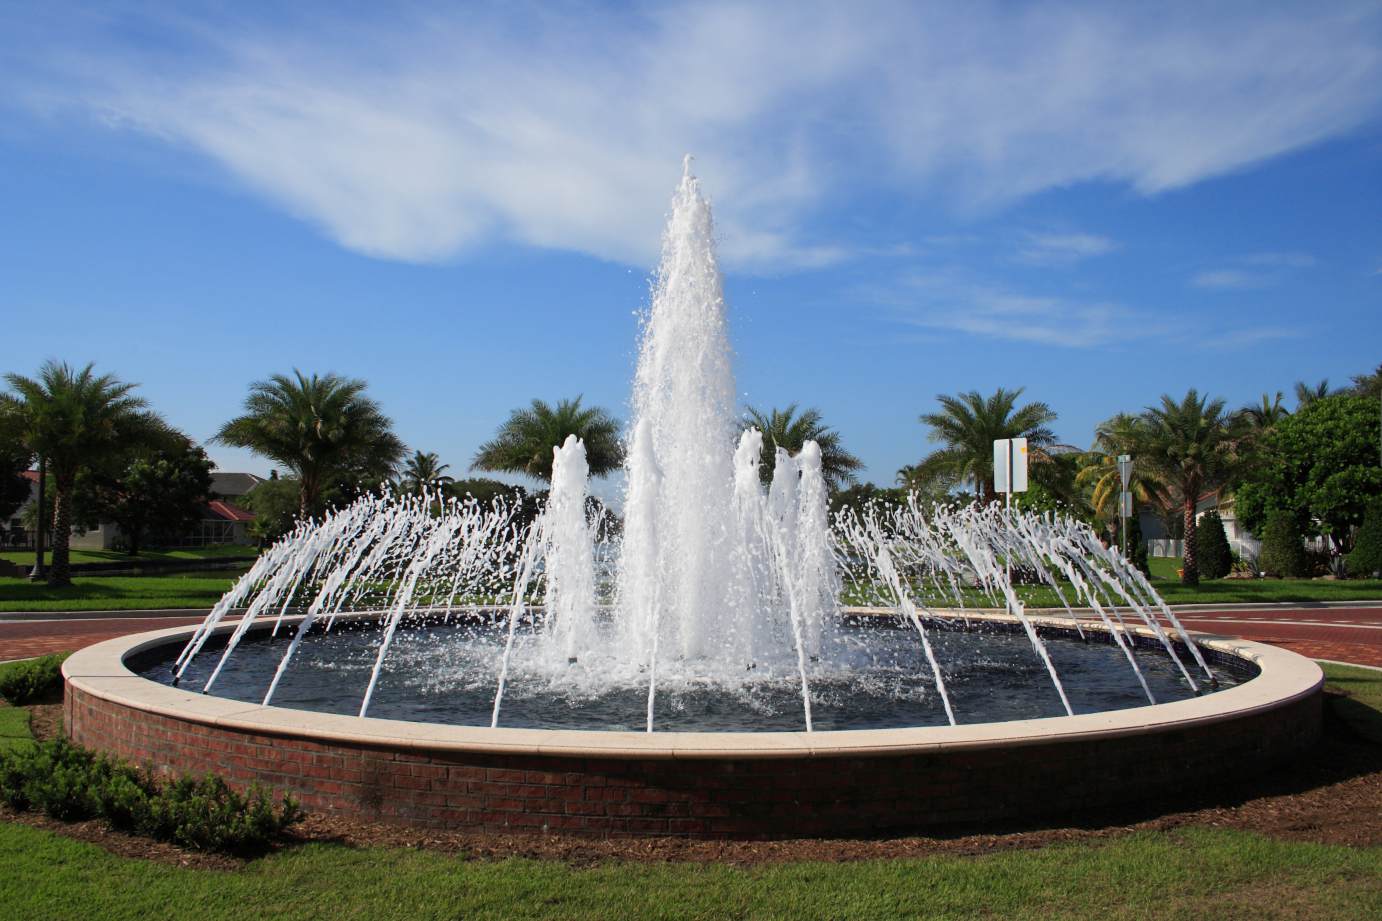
xmin=61 ymin=161 xmax=1324 ymax=838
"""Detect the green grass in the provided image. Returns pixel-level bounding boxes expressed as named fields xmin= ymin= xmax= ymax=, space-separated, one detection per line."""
xmin=0 ymin=545 xmax=258 ymax=566
xmin=0 ymin=822 xmax=1374 ymax=920
xmin=1324 ymin=662 xmax=1382 ymax=743
xmin=0 ymin=664 xmax=1375 ymax=919
xmin=0 ymin=573 xmax=243 ymax=612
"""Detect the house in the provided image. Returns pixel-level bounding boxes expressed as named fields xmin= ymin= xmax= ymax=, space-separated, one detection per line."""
xmin=6 ymin=470 xmax=262 ymax=550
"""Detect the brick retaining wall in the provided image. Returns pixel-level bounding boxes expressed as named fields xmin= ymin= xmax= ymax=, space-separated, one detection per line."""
xmin=65 ymin=682 xmax=1322 ymax=838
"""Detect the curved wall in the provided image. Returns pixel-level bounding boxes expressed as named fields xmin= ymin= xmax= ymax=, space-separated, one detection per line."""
xmin=63 ymin=618 xmax=1323 ymax=838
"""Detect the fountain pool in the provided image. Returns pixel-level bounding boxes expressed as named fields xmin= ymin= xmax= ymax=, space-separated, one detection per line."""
xmin=63 ymin=161 xmax=1324 ymax=838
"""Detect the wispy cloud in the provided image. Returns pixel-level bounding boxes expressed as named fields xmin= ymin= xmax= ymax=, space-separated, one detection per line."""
xmin=1240 ymin=251 xmax=1318 ymax=268
xmin=5 ymin=2 xmax=1381 ymax=269
xmin=1191 ymin=269 xmax=1272 ymax=290
xmin=1192 ymin=251 xmax=1318 ymax=290
xmin=863 ymin=270 xmax=1142 ymax=348
xmin=1014 ymin=231 xmax=1118 ymax=266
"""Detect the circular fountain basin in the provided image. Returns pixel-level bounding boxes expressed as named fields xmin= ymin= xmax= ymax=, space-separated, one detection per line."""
xmin=64 ymin=612 xmax=1323 ymax=839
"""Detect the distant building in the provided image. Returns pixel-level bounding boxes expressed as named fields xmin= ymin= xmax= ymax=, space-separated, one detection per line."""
xmin=5 ymin=470 xmax=262 ymax=550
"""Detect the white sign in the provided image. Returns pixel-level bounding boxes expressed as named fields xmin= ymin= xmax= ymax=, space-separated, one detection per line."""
xmin=1117 ymin=454 xmax=1133 ymax=491
xmin=993 ymin=437 xmax=1029 ymax=494
xmin=1120 ymin=490 xmax=1134 ymax=518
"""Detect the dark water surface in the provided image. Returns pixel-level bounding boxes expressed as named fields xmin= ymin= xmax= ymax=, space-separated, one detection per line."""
xmin=137 ymin=617 xmax=1255 ymax=732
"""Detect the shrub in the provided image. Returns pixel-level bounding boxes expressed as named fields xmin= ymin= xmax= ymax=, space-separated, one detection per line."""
xmin=1259 ymin=510 xmax=1307 ymax=578
xmin=1197 ymin=511 xmax=1232 ymax=580
xmin=1349 ymin=500 xmax=1382 ymax=578
xmin=0 ymin=653 xmax=71 ymax=705
xmin=0 ymin=737 xmax=301 ymax=853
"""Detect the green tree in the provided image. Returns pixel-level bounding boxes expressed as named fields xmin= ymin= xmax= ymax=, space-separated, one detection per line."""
xmin=914 ymin=388 xmax=1057 ymax=504
xmin=0 ymin=409 xmax=33 ymax=524
xmin=398 ymin=451 xmax=454 ymax=495
xmin=240 ymin=475 xmax=302 ymax=545
xmin=1349 ymin=363 xmax=1381 ymax=400
xmin=1076 ymin=413 xmax=1160 ymax=535
xmin=215 ymin=371 xmax=405 ymax=519
xmin=1197 ymin=510 xmax=1232 ymax=580
xmin=1133 ymin=389 xmax=1243 ymax=586
xmin=1242 ymin=391 xmax=1290 ymax=434
xmin=1234 ymin=395 xmax=1382 ymax=555
xmin=1259 ymin=510 xmax=1307 ymax=578
xmin=1 ymin=362 xmax=164 ymax=585
xmin=1347 ymin=499 xmax=1382 ymax=578
xmin=86 ymin=434 xmax=214 ymax=556
xmin=1016 ymin=451 xmax=1092 ymax=520
xmin=743 ymin=405 xmax=863 ymax=493
xmin=473 ymin=397 xmax=623 ymax=482
xmin=1293 ymin=379 xmax=1335 ymax=408
xmin=829 ymin=482 xmax=907 ymax=518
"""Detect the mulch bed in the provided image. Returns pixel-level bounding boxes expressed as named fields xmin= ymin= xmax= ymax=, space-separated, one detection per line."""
xmin=4 ymin=691 xmax=1379 ymax=869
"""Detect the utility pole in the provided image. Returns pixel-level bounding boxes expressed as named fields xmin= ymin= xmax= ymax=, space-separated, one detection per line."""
xmin=28 ymin=455 xmax=45 ymax=582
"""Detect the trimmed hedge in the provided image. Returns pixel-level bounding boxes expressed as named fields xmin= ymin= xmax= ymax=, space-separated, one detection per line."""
xmin=0 ymin=737 xmax=301 ymax=853
xmin=0 ymin=653 xmax=70 ymax=706
xmin=1348 ymin=500 xmax=1382 ymax=578
xmin=1197 ymin=511 xmax=1232 ymax=580
xmin=1260 ymin=510 xmax=1307 ymax=578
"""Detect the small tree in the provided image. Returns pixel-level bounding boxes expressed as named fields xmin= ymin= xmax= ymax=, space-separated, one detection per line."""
xmin=241 ymin=477 xmax=303 ymax=545
xmin=1347 ymin=500 xmax=1382 ymax=579
xmin=1197 ymin=511 xmax=1232 ymax=580
xmin=1259 ymin=510 xmax=1307 ymax=578
xmin=87 ymin=436 xmax=214 ymax=556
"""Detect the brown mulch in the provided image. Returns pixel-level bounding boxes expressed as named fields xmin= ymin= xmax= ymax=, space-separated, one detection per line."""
xmin=2 ymin=691 xmax=1379 ymax=870
xmin=27 ymin=703 xmax=61 ymax=743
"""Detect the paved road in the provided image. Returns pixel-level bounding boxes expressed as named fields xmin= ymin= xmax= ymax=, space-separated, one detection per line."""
xmin=3 ymin=603 xmax=1381 ymax=667
xmin=1161 ymin=605 xmax=1382 ymax=668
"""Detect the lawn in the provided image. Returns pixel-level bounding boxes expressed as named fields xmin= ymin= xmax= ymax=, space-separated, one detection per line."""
xmin=0 ymin=572 xmax=244 ymax=612
xmin=0 ymin=545 xmax=258 ymax=566
xmin=0 ymin=663 xmax=1376 ymax=919
xmin=0 ymin=823 xmax=1375 ymax=921
xmin=1146 ymin=556 xmax=1382 ymax=605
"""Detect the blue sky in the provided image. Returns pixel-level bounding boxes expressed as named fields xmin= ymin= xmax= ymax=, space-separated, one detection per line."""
xmin=1 ymin=1 xmax=1379 ymax=495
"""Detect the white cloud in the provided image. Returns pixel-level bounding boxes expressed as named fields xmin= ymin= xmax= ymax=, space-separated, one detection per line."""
xmin=1240 ymin=251 xmax=1318 ymax=268
xmin=864 ymin=270 xmax=1141 ymax=348
xmin=6 ymin=1 xmax=1381 ymax=270
xmin=1192 ymin=251 xmax=1318 ymax=289
xmin=1191 ymin=270 xmax=1271 ymax=290
xmin=1015 ymin=231 xmax=1118 ymax=266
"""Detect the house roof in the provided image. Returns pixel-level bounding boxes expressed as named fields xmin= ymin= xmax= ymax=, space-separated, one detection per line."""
xmin=206 ymin=500 xmax=255 ymax=523
xmin=210 ymin=472 xmax=265 ymax=498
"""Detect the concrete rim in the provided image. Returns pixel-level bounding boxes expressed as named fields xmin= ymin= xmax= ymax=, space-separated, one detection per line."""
xmin=62 ymin=611 xmax=1324 ymax=761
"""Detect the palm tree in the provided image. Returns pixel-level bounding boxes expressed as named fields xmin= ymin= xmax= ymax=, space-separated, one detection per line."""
xmin=1 ymin=361 xmax=162 ymax=585
xmin=398 ymin=451 xmax=453 ymax=495
xmin=742 ymin=404 xmax=863 ymax=492
xmin=1076 ymin=413 xmax=1160 ymax=531
xmin=216 ymin=370 xmax=405 ymax=519
xmin=1134 ymin=389 xmax=1243 ymax=586
xmin=473 ymin=397 xmax=623 ymax=482
xmin=914 ymin=388 xmax=1057 ymax=504
xmin=1349 ymin=364 xmax=1381 ymax=400
xmin=1242 ymin=391 xmax=1291 ymax=432
xmin=1293 ymin=379 xmax=1335 ymax=408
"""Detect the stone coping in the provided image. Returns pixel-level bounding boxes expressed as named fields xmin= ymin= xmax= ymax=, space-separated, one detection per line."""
xmin=62 ymin=611 xmax=1323 ymax=762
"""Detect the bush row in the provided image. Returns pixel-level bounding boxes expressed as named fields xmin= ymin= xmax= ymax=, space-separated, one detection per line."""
xmin=0 ymin=653 xmax=70 ymax=705
xmin=0 ymin=737 xmax=302 ymax=853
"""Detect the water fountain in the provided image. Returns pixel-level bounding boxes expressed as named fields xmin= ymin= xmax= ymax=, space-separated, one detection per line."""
xmin=61 ymin=161 xmax=1325 ymax=838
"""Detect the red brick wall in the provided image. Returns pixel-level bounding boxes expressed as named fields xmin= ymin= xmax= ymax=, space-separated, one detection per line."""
xmin=65 ymin=684 xmax=1321 ymax=838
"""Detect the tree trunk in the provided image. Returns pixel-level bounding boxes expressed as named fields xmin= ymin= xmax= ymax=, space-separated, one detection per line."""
xmin=1181 ymin=496 xmax=1199 ymax=586
xmin=48 ymin=480 xmax=73 ymax=587
xmin=127 ymin=527 xmax=141 ymax=557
